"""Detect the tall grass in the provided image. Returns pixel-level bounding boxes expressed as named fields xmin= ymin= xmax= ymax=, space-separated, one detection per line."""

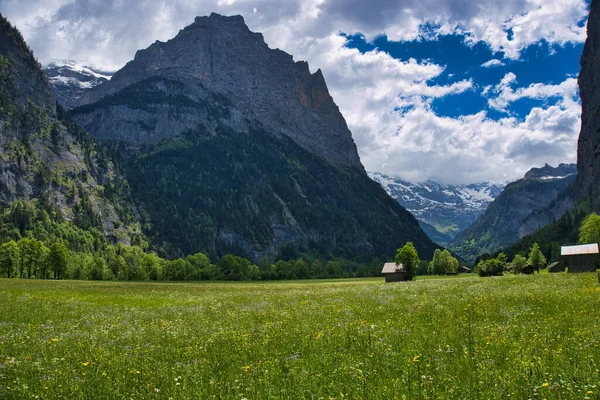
xmin=0 ymin=274 xmax=598 ymax=399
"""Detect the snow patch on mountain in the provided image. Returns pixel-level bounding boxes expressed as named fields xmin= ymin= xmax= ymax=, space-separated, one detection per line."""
xmin=369 ymin=172 xmax=505 ymax=245
xmin=43 ymin=60 xmax=114 ymax=109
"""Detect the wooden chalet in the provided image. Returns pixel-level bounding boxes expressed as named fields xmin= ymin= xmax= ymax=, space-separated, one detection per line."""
xmin=561 ymin=243 xmax=599 ymax=273
xmin=381 ymin=262 xmax=406 ymax=282
xmin=548 ymin=261 xmax=565 ymax=273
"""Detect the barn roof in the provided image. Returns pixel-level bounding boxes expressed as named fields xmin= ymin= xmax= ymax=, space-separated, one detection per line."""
xmin=548 ymin=261 xmax=561 ymax=268
xmin=561 ymin=243 xmax=599 ymax=256
xmin=381 ymin=262 xmax=403 ymax=274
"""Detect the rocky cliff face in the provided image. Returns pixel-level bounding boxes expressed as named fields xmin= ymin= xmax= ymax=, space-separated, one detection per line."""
xmin=577 ymin=0 xmax=600 ymax=208
xmin=449 ymin=164 xmax=576 ymax=261
xmin=75 ymin=13 xmax=364 ymax=172
xmin=59 ymin=13 xmax=438 ymax=261
xmin=0 ymin=15 xmax=142 ymax=244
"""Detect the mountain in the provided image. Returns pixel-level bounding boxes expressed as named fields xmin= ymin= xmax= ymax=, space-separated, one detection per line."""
xmin=0 ymin=15 xmax=142 ymax=244
xmin=74 ymin=14 xmax=363 ymax=172
xmin=59 ymin=14 xmax=437 ymax=261
xmin=369 ymin=172 xmax=504 ymax=245
xmin=577 ymin=0 xmax=600 ymax=209
xmin=450 ymin=164 xmax=576 ymax=261
xmin=43 ymin=60 xmax=112 ymax=109
xmin=497 ymin=1 xmax=600 ymax=260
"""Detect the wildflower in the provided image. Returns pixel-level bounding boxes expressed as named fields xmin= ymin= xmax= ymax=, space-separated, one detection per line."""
xmin=542 ymin=383 xmax=549 ymax=387
xmin=241 ymin=365 xmax=251 ymax=373
xmin=50 ymin=338 xmax=59 ymax=343
xmin=81 ymin=362 xmax=89 ymax=367
xmin=413 ymin=355 xmax=421 ymax=363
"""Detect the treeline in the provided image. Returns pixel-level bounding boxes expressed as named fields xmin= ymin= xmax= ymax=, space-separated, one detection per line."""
xmin=0 ymin=238 xmax=378 ymax=281
xmin=0 ymin=200 xmax=383 ymax=281
xmin=475 ymin=243 xmax=548 ymax=277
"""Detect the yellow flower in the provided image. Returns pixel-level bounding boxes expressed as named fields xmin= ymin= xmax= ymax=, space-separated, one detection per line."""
xmin=50 ymin=338 xmax=59 ymax=343
xmin=81 ymin=362 xmax=90 ymax=367
xmin=241 ymin=365 xmax=251 ymax=373
xmin=541 ymin=383 xmax=549 ymax=387
xmin=413 ymin=355 xmax=421 ymax=363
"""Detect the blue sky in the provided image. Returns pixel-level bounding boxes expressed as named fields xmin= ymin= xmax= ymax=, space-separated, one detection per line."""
xmin=342 ymin=35 xmax=584 ymax=120
xmin=2 ymin=0 xmax=591 ymax=184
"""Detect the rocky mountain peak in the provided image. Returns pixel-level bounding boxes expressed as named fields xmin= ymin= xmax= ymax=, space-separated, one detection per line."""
xmin=76 ymin=14 xmax=364 ymax=172
xmin=523 ymin=163 xmax=577 ymax=180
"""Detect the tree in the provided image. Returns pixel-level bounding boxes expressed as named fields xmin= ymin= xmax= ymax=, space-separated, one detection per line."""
xmin=88 ymin=256 xmax=106 ymax=280
xmin=428 ymin=249 xmax=442 ymax=275
xmin=0 ymin=240 xmax=19 ymax=278
xmin=395 ymin=242 xmax=420 ymax=281
xmin=48 ymin=242 xmax=68 ymax=279
xmin=439 ymin=249 xmax=459 ymax=275
xmin=528 ymin=243 xmax=546 ymax=273
xmin=18 ymin=237 xmax=45 ymax=278
xmin=579 ymin=213 xmax=600 ymax=244
xmin=511 ymin=254 xmax=527 ymax=274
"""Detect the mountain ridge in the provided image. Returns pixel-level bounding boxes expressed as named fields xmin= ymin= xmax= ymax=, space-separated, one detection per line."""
xmin=53 ymin=13 xmax=438 ymax=261
xmin=369 ymin=172 xmax=504 ymax=245
xmin=74 ymin=13 xmax=364 ymax=172
xmin=450 ymin=163 xmax=576 ymax=260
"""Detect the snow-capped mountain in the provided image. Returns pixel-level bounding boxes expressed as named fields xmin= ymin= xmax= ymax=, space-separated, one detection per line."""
xmin=369 ymin=172 xmax=505 ymax=245
xmin=43 ymin=60 xmax=113 ymax=109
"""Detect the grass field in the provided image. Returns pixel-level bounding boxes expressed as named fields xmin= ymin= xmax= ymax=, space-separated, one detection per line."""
xmin=0 ymin=274 xmax=599 ymax=399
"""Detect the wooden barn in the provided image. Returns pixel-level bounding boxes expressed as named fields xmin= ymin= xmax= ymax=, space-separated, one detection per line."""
xmin=381 ymin=263 xmax=406 ymax=282
xmin=561 ymin=243 xmax=599 ymax=273
xmin=548 ymin=261 xmax=565 ymax=273
xmin=520 ymin=263 xmax=534 ymax=275
xmin=459 ymin=266 xmax=472 ymax=273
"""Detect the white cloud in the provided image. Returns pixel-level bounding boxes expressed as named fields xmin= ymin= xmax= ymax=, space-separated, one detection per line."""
xmin=481 ymin=59 xmax=505 ymax=68
xmin=0 ymin=0 xmax=587 ymax=184
xmin=486 ymin=73 xmax=579 ymax=112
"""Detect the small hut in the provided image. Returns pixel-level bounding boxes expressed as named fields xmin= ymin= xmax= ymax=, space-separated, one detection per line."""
xmin=548 ymin=261 xmax=565 ymax=273
xmin=459 ymin=266 xmax=472 ymax=273
xmin=561 ymin=243 xmax=599 ymax=273
xmin=520 ymin=263 xmax=534 ymax=275
xmin=381 ymin=262 xmax=406 ymax=282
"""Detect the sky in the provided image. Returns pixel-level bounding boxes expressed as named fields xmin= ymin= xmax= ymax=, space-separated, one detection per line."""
xmin=0 ymin=0 xmax=590 ymax=184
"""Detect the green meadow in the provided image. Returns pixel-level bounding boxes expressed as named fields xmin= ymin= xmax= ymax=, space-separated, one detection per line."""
xmin=0 ymin=274 xmax=599 ymax=399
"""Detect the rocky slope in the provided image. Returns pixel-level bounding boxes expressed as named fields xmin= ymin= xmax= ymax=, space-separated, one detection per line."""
xmin=0 ymin=15 xmax=142 ymax=244
xmin=450 ymin=164 xmax=576 ymax=261
xmin=74 ymin=13 xmax=363 ymax=172
xmin=43 ymin=60 xmax=112 ymax=109
xmin=61 ymin=14 xmax=437 ymax=261
xmin=577 ymin=0 xmax=600 ymax=209
xmin=369 ymin=172 xmax=504 ymax=245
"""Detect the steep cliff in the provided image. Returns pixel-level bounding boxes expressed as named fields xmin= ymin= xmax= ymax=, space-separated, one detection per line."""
xmin=74 ymin=13 xmax=363 ymax=172
xmin=63 ymin=14 xmax=437 ymax=260
xmin=577 ymin=0 xmax=600 ymax=209
xmin=0 ymin=15 xmax=142 ymax=244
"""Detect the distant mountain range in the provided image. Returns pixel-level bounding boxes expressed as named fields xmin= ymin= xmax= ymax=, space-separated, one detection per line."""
xmin=449 ymin=163 xmax=576 ymax=261
xmin=369 ymin=172 xmax=504 ymax=245
xmin=43 ymin=60 xmax=113 ymax=109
